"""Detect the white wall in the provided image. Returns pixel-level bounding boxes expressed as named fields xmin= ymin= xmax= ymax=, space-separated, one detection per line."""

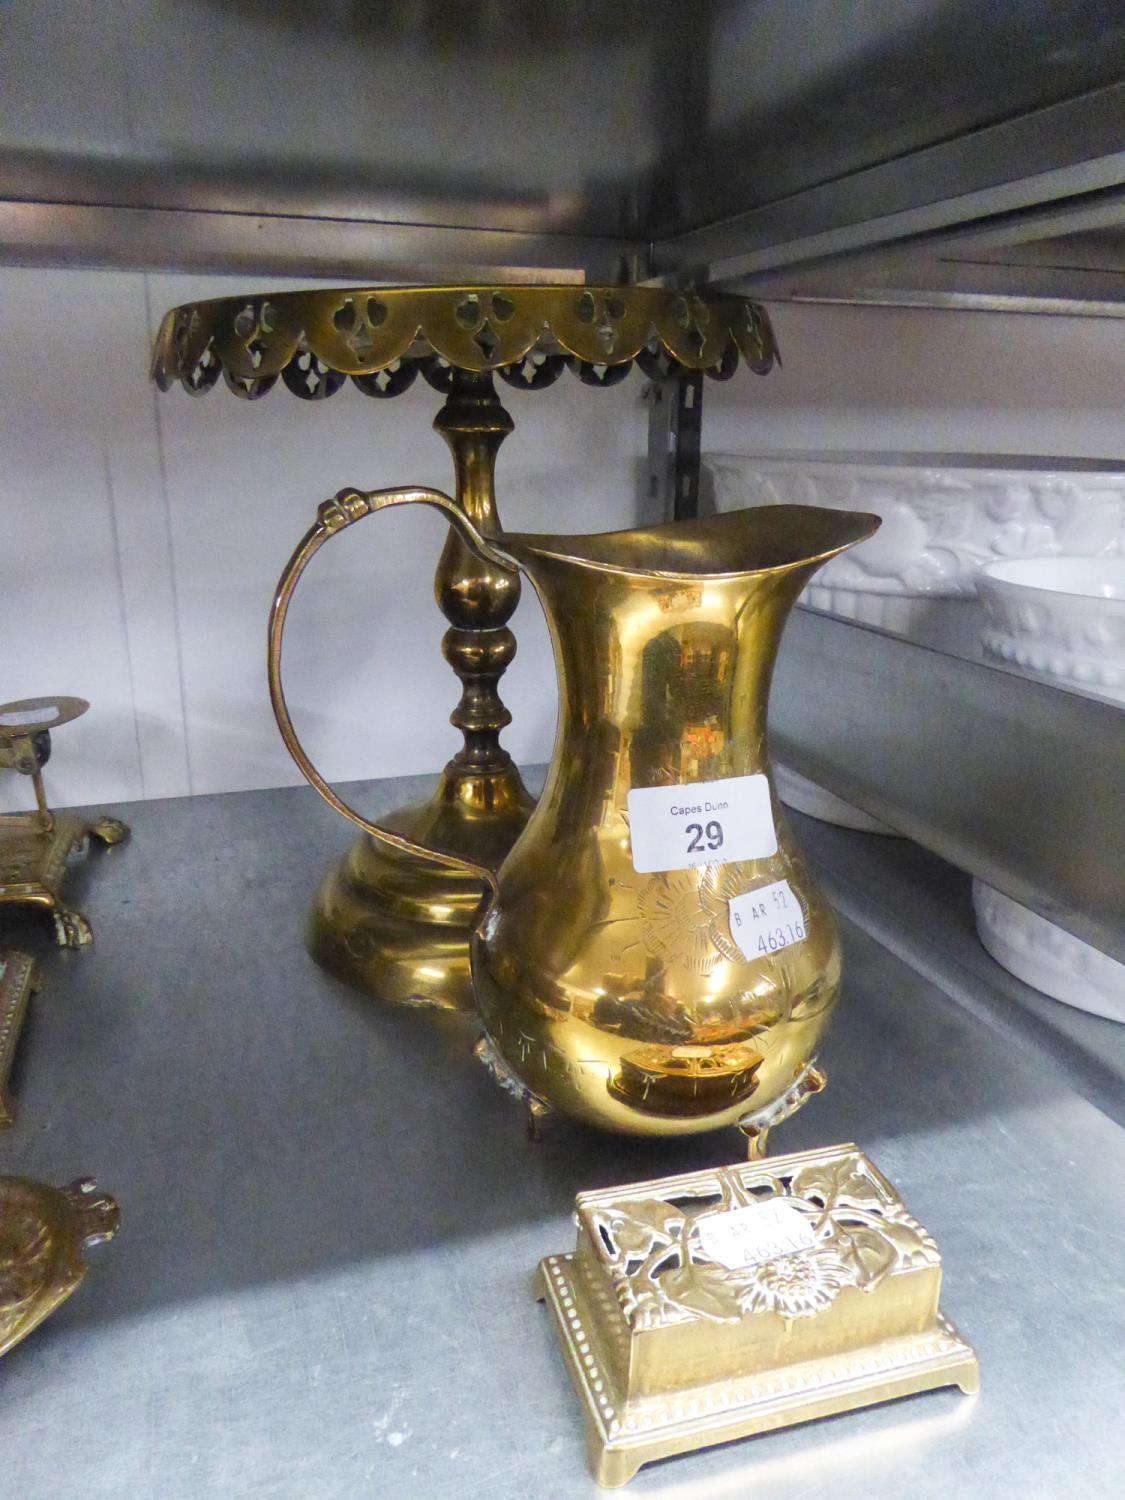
xmin=3 ymin=279 xmax=1123 ymax=812
xmin=1 ymin=269 xmax=646 ymax=810
xmin=703 ymin=302 xmax=1125 ymax=458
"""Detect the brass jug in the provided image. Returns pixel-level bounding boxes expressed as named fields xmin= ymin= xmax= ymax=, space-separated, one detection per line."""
xmin=269 ymin=490 xmax=879 ymax=1143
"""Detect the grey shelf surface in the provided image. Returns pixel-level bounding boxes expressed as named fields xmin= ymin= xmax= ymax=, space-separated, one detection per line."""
xmin=771 ymin=607 xmax=1125 ymax=965
xmin=1 ymin=772 xmax=1123 ymax=1500
xmin=791 ymin=812 xmax=1125 ymax=1133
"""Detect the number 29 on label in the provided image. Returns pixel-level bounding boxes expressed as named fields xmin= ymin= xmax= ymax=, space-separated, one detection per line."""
xmin=685 ymin=820 xmax=723 ymax=855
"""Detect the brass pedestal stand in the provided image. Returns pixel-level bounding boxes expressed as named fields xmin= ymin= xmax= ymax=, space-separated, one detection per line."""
xmin=152 ymin=287 xmax=777 ymax=1010
xmin=305 ymin=367 xmax=535 ymax=1010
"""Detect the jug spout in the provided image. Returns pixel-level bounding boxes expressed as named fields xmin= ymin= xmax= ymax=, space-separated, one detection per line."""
xmin=500 ymin=503 xmax=880 ymax=584
xmin=498 ymin=505 xmax=880 ymax=789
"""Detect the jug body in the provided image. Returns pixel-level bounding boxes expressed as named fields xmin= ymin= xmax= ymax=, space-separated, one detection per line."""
xmin=472 ymin=529 xmax=843 ymax=1135
xmin=269 ymin=493 xmax=879 ymax=1137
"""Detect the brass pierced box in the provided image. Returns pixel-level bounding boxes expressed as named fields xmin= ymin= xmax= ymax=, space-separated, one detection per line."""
xmin=534 ymin=1143 xmax=978 ymax=1487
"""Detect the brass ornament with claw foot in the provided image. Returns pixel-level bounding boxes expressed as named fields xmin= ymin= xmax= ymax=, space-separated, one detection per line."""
xmin=0 ymin=1175 xmax=119 ymax=1360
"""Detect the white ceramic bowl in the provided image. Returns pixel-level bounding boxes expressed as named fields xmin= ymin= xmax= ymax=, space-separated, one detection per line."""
xmin=976 ymin=556 xmax=1125 ymax=703
xmin=972 ymin=880 xmax=1125 ymax=1023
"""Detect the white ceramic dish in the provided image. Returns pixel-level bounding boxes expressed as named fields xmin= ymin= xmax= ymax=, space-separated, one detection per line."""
xmin=773 ymin=763 xmax=898 ymax=835
xmin=705 ymin=452 xmax=1125 ymax=605
xmin=707 ymin=452 xmax=1125 ymax=828
xmin=972 ymin=880 xmax=1125 ymax=1024
xmin=976 ymin=556 xmax=1125 ymax=703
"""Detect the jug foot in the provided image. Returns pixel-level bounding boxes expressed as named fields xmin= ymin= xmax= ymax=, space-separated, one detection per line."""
xmin=737 ymin=1062 xmax=827 ymax=1158
xmin=473 ymin=1032 xmax=553 ymax=1140
xmin=741 ymin=1124 xmax=771 ymax=1161
xmin=527 ymin=1096 xmax=552 ymax=1142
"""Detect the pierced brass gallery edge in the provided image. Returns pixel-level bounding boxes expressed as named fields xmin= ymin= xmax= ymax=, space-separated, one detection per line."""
xmin=150 ymin=285 xmax=777 ymax=393
xmin=534 ymin=1143 xmax=979 ymax=1487
xmin=154 ymin=285 xmax=777 ymax=1014
xmin=0 ymin=1177 xmax=119 ymax=1360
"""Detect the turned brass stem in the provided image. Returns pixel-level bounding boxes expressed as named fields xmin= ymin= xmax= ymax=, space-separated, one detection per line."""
xmin=30 ymin=765 xmax=52 ymax=833
xmin=432 ymin=370 xmax=522 ymax=783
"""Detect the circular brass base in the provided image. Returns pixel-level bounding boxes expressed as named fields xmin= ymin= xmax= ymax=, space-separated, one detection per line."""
xmin=306 ymin=765 xmax=534 ymax=1011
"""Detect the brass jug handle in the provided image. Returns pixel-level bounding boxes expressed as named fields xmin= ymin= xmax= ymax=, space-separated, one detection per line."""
xmin=267 ymin=485 xmax=508 ymax=911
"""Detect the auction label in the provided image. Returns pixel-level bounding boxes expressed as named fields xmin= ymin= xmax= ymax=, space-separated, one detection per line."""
xmin=626 ymin=774 xmax=777 ymax=874
xmin=696 ymin=1199 xmax=817 ymax=1271
xmin=729 ymin=879 xmax=806 ymax=961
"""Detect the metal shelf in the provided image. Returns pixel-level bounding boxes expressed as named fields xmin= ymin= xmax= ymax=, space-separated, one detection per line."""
xmin=771 ymin=608 xmax=1125 ymax=965
xmin=2 ymin=2 xmax=1124 ymax=305
xmin=790 ymin=811 xmax=1125 ymax=1131
xmin=1 ymin=773 xmax=1123 ymax=1497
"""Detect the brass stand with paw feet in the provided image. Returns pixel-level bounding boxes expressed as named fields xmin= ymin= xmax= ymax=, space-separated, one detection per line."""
xmin=0 ymin=697 xmax=129 ymax=949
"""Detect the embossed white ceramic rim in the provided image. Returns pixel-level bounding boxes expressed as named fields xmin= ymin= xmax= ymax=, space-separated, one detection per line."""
xmin=704 ymin=449 xmax=1125 ymax=602
xmin=976 ymin=556 xmax=1125 ymax=702
xmin=711 ymin=450 xmax=1125 ymax=473
xmin=972 ymin=880 xmax=1125 ymax=1024
xmin=977 ymin=555 xmax=1125 ymax=600
xmin=772 ymin=764 xmax=898 ymax=836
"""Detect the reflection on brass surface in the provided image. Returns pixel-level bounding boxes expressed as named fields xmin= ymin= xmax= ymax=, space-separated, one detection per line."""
xmin=151 ymin=284 xmax=776 ymax=397
xmin=309 ymin=764 xmax=535 ymax=1012
xmin=270 ymin=491 xmax=878 ymax=1137
xmin=0 ymin=950 xmax=38 ymax=1126
xmin=608 ymin=1042 xmax=763 ymax=1119
xmin=0 ymin=698 xmax=129 ymax=948
xmin=535 ymin=1144 xmax=979 ymax=1486
xmin=0 ymin=1176 xmax=119 ymax=1360
xmin=155 ymin=284 xmax=776 ymax=1012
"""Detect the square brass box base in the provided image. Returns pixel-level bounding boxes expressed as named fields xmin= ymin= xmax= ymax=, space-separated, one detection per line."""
xmin=0 ymin=949 xmax=38 ymax=1125
xmin=534 ymin=1143 xmax=978 ymax=1487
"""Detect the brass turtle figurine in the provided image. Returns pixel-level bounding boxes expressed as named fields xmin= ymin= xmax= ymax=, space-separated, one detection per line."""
xmin=0 ymin=1176 xmax=119 ymax=1359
